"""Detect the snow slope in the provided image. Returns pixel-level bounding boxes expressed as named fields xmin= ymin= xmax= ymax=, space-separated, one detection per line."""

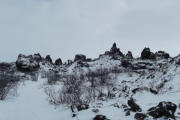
xmin=0 ymin=76 xmax=72 ymax=120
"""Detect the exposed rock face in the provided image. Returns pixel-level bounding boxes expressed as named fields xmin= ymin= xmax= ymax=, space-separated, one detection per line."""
xmin=126 ymin=51 xmax=133 ymax=59
xmin=55 ymin=58 xmax=62 ymax=65
xmin=93 ymin=115 xmax=109 ymax=120
xmin=128 ymin=98 xmax=142 ymax=112
xmin=109 ymin=43 xmax=124 ymax=58
xmin=141 ymin=48 xmax=155 ymax=60
xmin=147 ymin=101 xmax=177 ymax=119
xmin=74 ymin=54 xmax=86 ymax=62
xmin=155 ymin=51 xmax=170 ymax=59
xmin=134 ymin=113 xmax=147 ymax=120
xmin=16 ymin=54 xmax=40 ymax=72
xmin=45 ymin=55 xmax=53 ymax=64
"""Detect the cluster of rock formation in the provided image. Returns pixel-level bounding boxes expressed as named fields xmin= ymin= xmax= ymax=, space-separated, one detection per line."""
xmin=15 ymin=42 xmax=171 ymax=72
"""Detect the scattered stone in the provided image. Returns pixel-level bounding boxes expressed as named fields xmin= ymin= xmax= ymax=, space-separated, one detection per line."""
xmin=134 ymin=113 xmax=147 ymax=120
xmin=77 ymin=104 xmax=89 ymax=111
xmin=125 ymin=111 xmax=131 ymax=116
xmin=92 ymin=109 xmax=99 ymax=113
xmin=72 ymin=114 xmax=76 ymax=117
xmin=149 ymin=88 xmax=158 ymax=95
xmin=148 ymin=101 xmax=177 ymax=119
xmin=128 ymin=98 xmax=142 ymax=112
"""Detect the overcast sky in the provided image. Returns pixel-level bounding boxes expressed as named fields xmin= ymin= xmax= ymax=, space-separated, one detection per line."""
xmin=1 ymin=0 xmax=180 ymax=62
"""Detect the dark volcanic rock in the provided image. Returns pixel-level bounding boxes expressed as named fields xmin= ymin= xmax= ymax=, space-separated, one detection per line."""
xmin=93 ymin=115 xmax=109 ymax=120
xmin=77 ymin=104 xmax=89 ymax=111
xmin=0 ymin=63 xmax=12 ymax=72
xmin=74 ymin=54 xmax=86 ymax=62
xmin=126 ymin=51 xmax=133 ymax=59
xmin=121 ymin=59 xmax=132 ymax=68
xmin=110 ymin=43 xmax=124 ymax=58
xmin=147 ymin=101 xmax=177 ymax=119
xmin=45 ymin=55 xmax=53 ymax=64
xmin=141 ymin=48 xmax=155 ymax=60
xmin=155 ymin=51 xmax=170 ymax=59
xmin=55 ymin=58 xmax=62 ymax=65
xmin=67 ymin=60 xmax=73 ymax=65
xmin=134 ymin=113 xmax=147 ymax=120
xmin=33 ymin=53 xmax=42 ymax=62
xmin=16 ymin=54 xmax=40 ymax=72
xmin=128 ymin=98 xmax=142 ymax=112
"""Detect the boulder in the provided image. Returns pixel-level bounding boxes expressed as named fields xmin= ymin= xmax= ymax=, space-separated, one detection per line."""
xmin=74 ymin=54 xmax=86 ymax=62
xmin=93 ymin=115 xmax=109 ymax=120
xmin=128 ymin=98 xmax=142 ymax=112
xmin=141 ymin=48 xmax=155 ymax=60
xmin=55 ymin=58 xmax=62 ymax=65
xmin=155 ymin=51 xmax=170 ymax=59
xmin=147 ymin=101 xmax=177 ymax=119
xmin=45 ymin=55 xmax=53 ymax=64
xmin=126 ymin=51 xmax=133 ymax=59
xmin=134 ymin=113 xmax=147 ymax=120
xmin=16 ymin=54 xmax=40 ymax=72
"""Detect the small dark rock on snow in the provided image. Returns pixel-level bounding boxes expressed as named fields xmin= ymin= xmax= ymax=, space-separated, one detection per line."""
xmin=77 ymin=104 xmax=89 ymax=111
xmin=93 ymin=115 xmax=109 ymax=120
xmin=134 ymin=113 xmax=147 ymax=120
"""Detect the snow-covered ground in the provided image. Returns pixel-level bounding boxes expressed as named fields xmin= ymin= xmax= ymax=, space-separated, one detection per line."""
xmin=0 ymin=76 xmax=72 ymax=120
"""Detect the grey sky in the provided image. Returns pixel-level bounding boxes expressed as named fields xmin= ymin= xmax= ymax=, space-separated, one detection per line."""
xmin=0 ymin=0 xmax=180 ymax=62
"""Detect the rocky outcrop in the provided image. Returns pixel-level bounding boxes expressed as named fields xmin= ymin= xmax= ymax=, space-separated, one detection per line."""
xmin=155 ymin=51 xmax=170 ymax=59
xmin=16 ymin=54 xmax=40 ymax=72
xmin=126 ymin=51 xmax=133 ymax=59
xmin=109 ymin=43 xmax=124 ymax=59
xmin=141 ymin=48 xmax=155 ymax=60
xmin=74 ymin=54 xmax=86 ymax=62
xmin=45 ymin=55 xmax=53 ymax=64
xmin=147 ymin=101 xmax=177 ymax=119
xmin=55 ymin=58 xmax=62 ymax=65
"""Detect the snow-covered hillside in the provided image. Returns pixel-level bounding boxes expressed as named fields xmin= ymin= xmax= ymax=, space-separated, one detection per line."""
xmin=1 ymin=43 xmax=180 ymax=120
